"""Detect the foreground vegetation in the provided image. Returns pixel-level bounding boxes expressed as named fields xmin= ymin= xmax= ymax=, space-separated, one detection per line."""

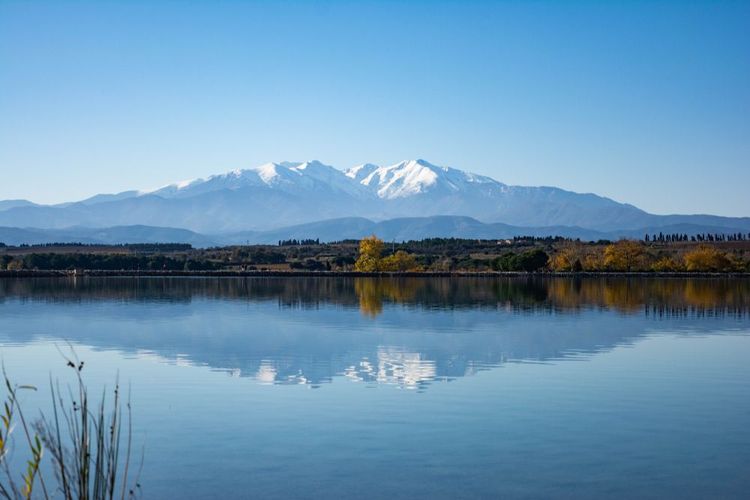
xmin=1 ymin=356 xmax=139 ymax=499
xmin=1 ymin=235 xmax=749 ymax=274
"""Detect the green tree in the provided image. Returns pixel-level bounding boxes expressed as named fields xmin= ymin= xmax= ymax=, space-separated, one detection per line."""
xmin=493 ymin=249 xmax=549 ymax=271
xmin=514 ymin=249 xmax=549 ymax=271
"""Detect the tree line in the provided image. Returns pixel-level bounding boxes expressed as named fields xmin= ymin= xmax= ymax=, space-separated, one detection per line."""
xmin=550 ymin=240 xmax=747 ymax=272
xmin=0 ymin=242 xmax=193 ymax=251
xmin=2 ymin=235 xmax=749 ymax=273
xmin=645 ymin=232 xmax=750 ymax=243
xmin=278 ymin=238 xmax=320 ymax=246
xmin=2 ymin=253 xmax=218 ymax=271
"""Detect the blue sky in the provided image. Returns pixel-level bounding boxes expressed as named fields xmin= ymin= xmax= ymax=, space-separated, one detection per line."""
xmin=0 ymin=0 xmax=748 ymax=216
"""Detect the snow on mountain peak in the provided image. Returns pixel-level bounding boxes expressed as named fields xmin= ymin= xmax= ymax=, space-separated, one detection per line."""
xmin=355 ymin=159 xmax=498 ymax=199
xmin=290 ymin=160 xmax=325 ymax=171
xmin=146 ymin=159 xmax=502 ymax=201
xmin=254 ymin=160 xmax=335 ymax=179
xmin=254 ymin=162 xmax=284 ymax=184
xmin=345 ymin=163 xmax=380 ymax=181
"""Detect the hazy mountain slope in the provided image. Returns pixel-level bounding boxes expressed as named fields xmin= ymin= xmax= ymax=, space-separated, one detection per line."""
xmin=0 ymin=187 xmax=371 ymax=233
xmin=2 ymin=217 xmax=748 ymax=247
xmin=220 ymin=217 xmax=376 ymax=245
xmin=219 ymin=216 xmax=609 ymax=244
xmin=636 ymin=214 xmax=750 ymax=231
xmin=0 ymin=225 xmax=213 ymax=246
xmin=0 ymin=200 xmax=37 ymax=211
xmin=74 ymin=190 xmax=141 ymax=206
xmin=224 ymin=217 xmax=750 ymax=245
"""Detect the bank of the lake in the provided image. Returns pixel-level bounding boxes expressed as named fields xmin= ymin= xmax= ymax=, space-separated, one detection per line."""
xmin=2 ymin=269 xmax=750 ymax=278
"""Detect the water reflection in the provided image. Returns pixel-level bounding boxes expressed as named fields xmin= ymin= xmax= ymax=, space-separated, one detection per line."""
xmin=354 ymin=278 xmax=431 ymax=317
xmin=1 ymin=276 xmax=748 ymax=316
xmin=343 ymin=348 xmax=439 ymax=389
xmin=0 ymin=277 xmax=748 ymax=389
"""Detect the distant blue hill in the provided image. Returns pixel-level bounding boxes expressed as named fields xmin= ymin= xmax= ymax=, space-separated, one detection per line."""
xmin=0 ymin=225 xmax=215 ymax=247
xmin=1 ymin=217 xmax=747 ymax=247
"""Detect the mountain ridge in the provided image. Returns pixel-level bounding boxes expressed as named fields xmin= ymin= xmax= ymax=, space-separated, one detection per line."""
xmin=0 ymin=159 xmax=747 ymax=235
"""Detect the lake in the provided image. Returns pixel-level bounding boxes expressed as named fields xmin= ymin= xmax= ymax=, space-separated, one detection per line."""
xmin=1 ymin=276 xmax=749 ymax=499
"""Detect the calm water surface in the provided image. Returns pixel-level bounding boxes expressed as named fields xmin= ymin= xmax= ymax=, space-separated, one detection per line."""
xmin=1 ymin=277 xmax=749 ymax=499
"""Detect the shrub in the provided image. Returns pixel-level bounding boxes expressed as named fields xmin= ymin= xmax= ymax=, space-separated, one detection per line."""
xmin=1 ymin=255 xmax=13 ymax=270
xmin=6 ymin=259 xmax=23 ymax=271
xmin=651 ymin=256 xmax=685 ymax=272
xmin=380 ymin=251 xmax=418 ymax=272
xmin=684 ymin=246 xmax=732 ymax=272
xmin=290 ymin=259 xmax=326 ymax=271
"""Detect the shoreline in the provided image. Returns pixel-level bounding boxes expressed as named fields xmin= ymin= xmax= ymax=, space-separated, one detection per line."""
xmin=1 ymin=270 xmax=749 ymax=278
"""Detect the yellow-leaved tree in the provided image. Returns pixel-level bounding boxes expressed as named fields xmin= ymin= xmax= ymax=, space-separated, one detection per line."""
xmin=355 ymin=235 xmax=385 ymax=271
xmin=603 ymin=240 xmax=645 ymax=271
xmin=683 ymin=246 xmax=732 ymax=272
xmin=549 ymin=244 xmax=581 ymax=272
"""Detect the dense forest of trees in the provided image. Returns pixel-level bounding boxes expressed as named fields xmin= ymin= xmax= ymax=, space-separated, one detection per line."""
xmin=7 ymin=242 xmax=193 ymax=251
xmin=10 ymin=253 xmax=218 ymax=271
xmin=1 ymin=234 xmax=749 ymax=273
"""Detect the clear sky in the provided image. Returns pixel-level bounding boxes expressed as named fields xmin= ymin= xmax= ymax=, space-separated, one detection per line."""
xmin=0 ymin=0 xmax=748 ymax=216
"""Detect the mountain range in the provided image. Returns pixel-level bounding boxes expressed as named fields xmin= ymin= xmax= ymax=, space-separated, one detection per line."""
xmin=1 ymin=159 xmax=748 ymax=245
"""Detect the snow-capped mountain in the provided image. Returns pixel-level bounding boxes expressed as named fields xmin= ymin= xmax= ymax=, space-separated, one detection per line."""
xmin=152 ymin=161 xmax=370 ymax=200
xmin=351 ymin=159 xmax=501 ymax=199
xmin=148 ymin=158 xmax=505 ymax=203
xmin=0 ymin=159 xmax=748 ymax=234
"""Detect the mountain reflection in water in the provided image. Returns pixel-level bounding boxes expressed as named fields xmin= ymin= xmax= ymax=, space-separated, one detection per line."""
xmin=0 ymin=277 xmax=748 ymax=389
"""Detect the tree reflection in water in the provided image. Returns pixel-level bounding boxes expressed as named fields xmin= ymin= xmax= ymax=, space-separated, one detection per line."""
xmin=1 ymin=276 xmax=747 ymax=389
xmin=1 ymin=276 xmax=747 ymax=317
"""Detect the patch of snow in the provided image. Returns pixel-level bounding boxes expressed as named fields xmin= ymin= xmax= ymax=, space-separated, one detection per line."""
xmin=255 ymin=163 xmax=282 ymax=184
xmin=176 ymin=177 xmax=201 ymax=189
xmin=359 ymin=159 xmax=486 ymax=199
xmin=345 ymin=163 xmax=380 ymax=181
